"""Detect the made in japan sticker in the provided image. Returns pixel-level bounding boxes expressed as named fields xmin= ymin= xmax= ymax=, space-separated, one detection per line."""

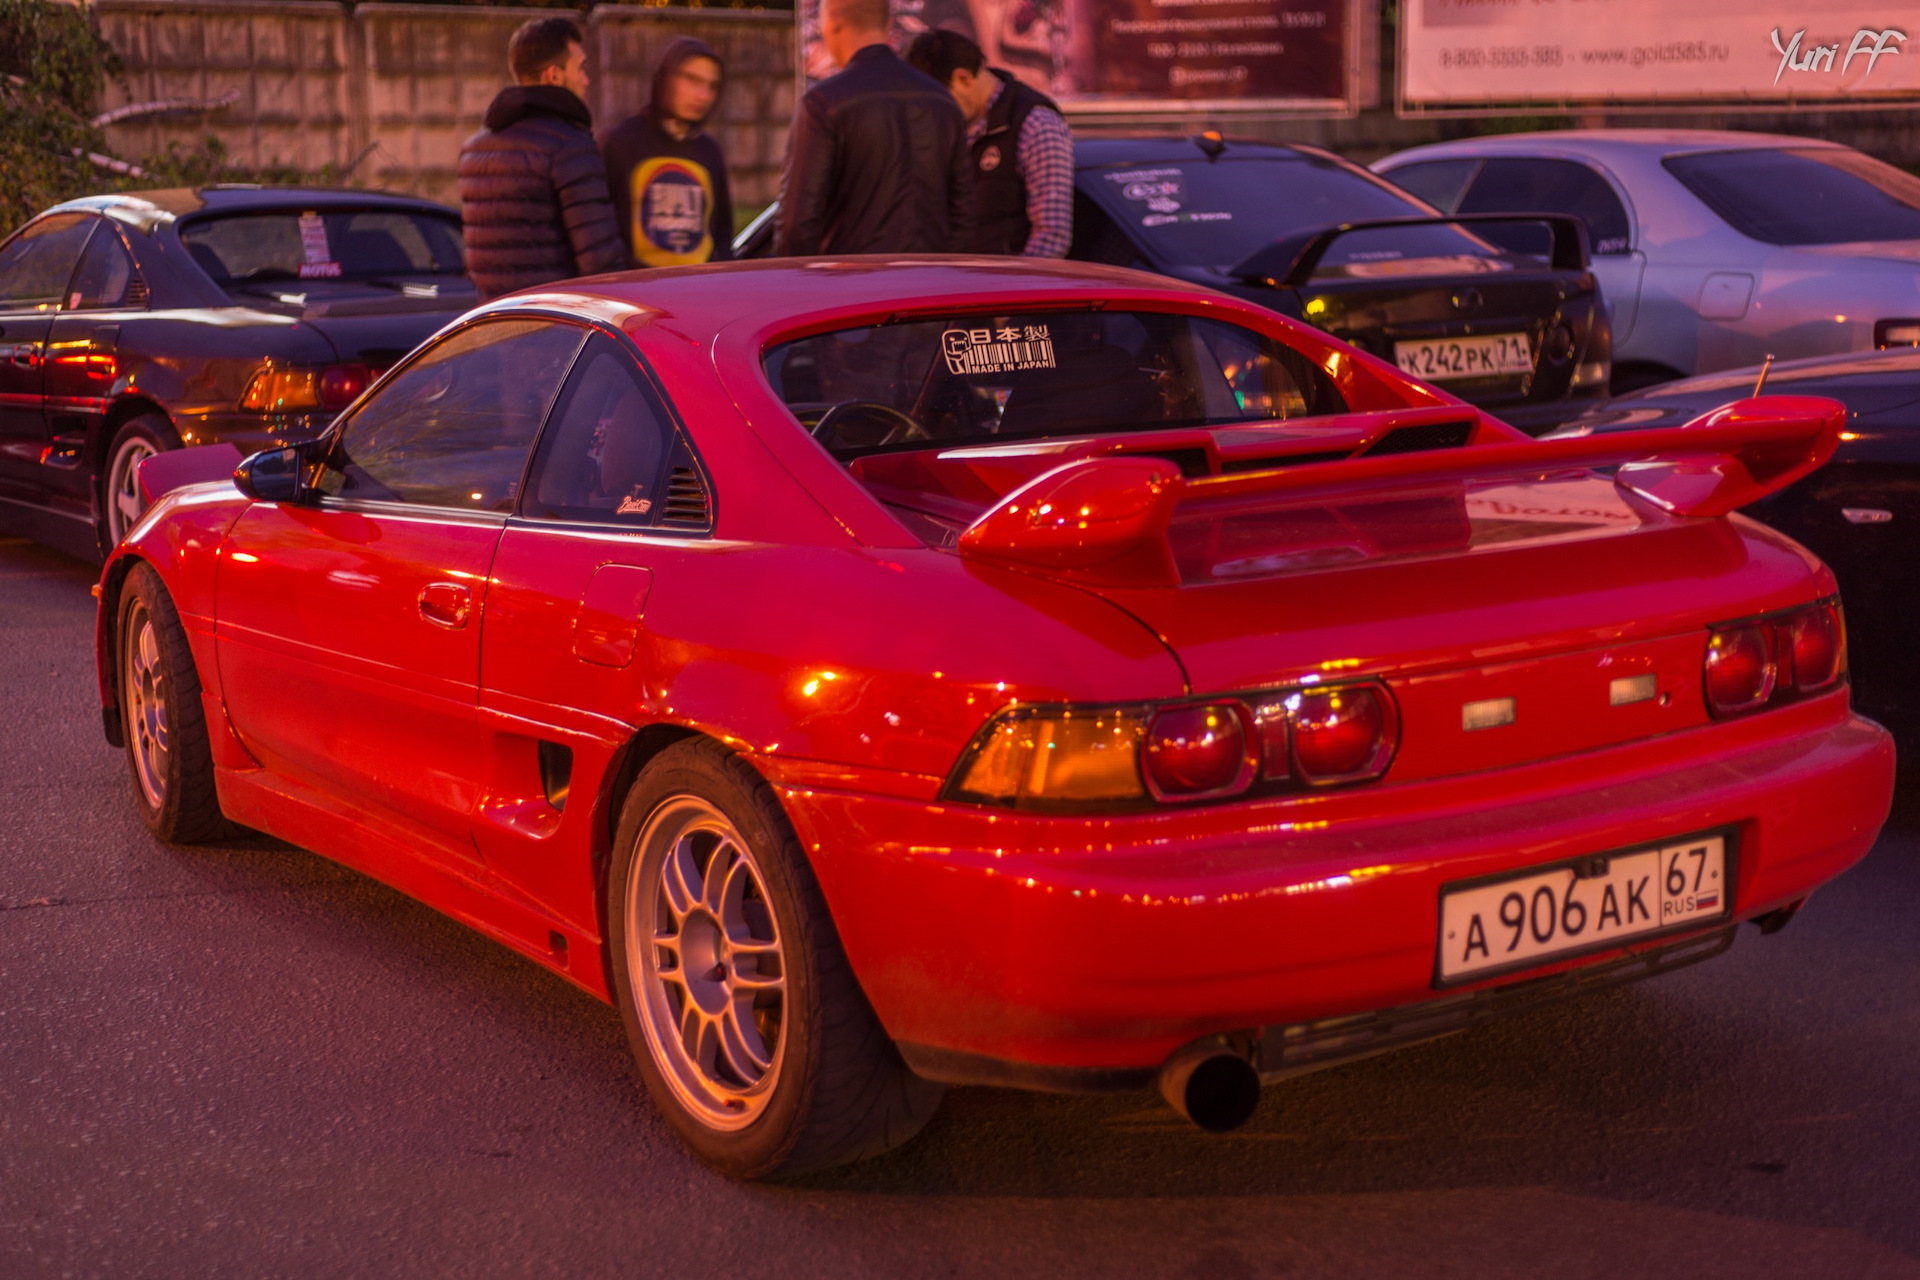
xmin=942 ymin=324 xmax=1056 ymax=375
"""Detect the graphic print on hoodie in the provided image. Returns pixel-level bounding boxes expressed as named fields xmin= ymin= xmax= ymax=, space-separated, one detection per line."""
xmin=599 ymin=37 xmax=735 ymax=268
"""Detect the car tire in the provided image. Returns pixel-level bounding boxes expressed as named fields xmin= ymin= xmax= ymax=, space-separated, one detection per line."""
xmin=117 ymin=562 xmax=233 ymax=844
xmin=101 ymin=414 xmax=174 ymax=552
xmin=607 ymin=737 xmax=943 ymax=1178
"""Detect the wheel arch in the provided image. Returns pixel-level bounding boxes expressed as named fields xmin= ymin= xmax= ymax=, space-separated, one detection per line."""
xmin=94 ymin=394 xmax=178 ymax=477
xmin=591 ymin=722 xmax=708 ymax=989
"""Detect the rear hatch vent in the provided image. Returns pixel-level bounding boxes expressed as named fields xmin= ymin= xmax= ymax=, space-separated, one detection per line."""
xmin=1219 ymin=448 xmax=1354 ymax=474
xmin=661 ymin=466 xmax=712 ymax=529
xmin=1360 ymin=420 xmax=1475 ymax=457
xmin=123 ymin=275 xmax=150 ymax=309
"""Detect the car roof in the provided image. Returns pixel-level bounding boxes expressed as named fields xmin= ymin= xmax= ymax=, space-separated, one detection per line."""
xmin=500 ymin=256 xmax=1220 ymax=337
xmin=1377 ymin=128 xmax=1844 ymax=168
xmin=46 ymin=186 xmax=459 ymax=223
xmin=1073 ymin=136 xmax=1339 ymax=170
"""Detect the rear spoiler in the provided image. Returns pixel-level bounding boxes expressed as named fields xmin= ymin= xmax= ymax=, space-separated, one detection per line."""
xmin=1231 ymin=212 xmax=1591 ymax=287
xmin=957 ymin=396 xmax=1846 ymax=589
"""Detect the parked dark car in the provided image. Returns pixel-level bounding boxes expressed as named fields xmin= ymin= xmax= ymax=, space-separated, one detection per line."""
xmin=734 ymin=135 xmax=1613 ymax=434
xmin=0 ymin=186 xmax=478 ymax=560
xmin=1550 ymin=349 xmax=1920 ymax=739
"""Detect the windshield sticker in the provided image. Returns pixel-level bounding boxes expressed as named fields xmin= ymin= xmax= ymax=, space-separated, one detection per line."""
xmin=297 ymin=212 xmax=341 ymax=279
xmin=1106 ymin=167 xmax=1185 ymax=214
xmin=1143 ymin=211 xmax=1234 ymax=228
xmin=943 ymin=325 xmax=1056 ymax=375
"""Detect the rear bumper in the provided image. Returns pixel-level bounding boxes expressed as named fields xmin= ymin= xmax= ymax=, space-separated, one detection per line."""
xmin=778 ymin=697 xmax=1895 ymax=1083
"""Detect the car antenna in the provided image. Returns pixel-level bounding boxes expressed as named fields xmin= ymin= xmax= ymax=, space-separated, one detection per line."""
xmin=1753 ymin=353 xmax=1775 ymax=396
xmin=1195 ymin=130 xmax=1227 ymax=161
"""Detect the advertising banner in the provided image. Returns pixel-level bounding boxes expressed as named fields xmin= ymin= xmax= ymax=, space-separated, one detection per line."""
xmin=799 ymin=0 xmax=1368 ymax=117
xmin=1403 ymin=0 xmax=1920 ymax=111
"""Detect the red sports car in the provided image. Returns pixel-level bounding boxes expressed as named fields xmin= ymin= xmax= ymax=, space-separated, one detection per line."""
xmin=95 ymin=259 xmax=1896 ymax=1178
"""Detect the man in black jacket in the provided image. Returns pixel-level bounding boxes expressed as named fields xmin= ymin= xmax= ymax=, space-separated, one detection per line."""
xmin=600 ymin=37 xmax=734 ymax=267
xmin=459 ymin=17 xmax=629 ymax=299
xmin=774 ymin=0 xmax=972 ymax=256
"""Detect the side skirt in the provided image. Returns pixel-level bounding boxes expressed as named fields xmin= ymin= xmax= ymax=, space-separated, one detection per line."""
xmin=214 ymin=764 xmax=613 ymax=1003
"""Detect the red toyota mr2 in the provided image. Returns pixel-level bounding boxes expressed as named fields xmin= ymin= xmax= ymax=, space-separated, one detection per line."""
xmin=95 ymin=258 xmax=1895 ymax=1178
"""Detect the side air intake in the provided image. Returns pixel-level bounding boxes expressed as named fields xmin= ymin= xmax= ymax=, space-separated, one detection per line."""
xmin=661 ymin=466 xmax=712 ymax=529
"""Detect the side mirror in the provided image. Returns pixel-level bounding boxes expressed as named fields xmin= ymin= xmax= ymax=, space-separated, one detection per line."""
xmin=232 ymin=446 xmax=307 ymax=504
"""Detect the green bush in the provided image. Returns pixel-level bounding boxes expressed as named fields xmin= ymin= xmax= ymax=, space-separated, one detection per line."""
xmin=0 ymin=0 xmax=334 ymax=238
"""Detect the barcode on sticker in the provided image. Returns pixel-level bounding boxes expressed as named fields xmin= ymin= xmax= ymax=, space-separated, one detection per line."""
xmin=942 ymin=326 xmax=1056 ymax=375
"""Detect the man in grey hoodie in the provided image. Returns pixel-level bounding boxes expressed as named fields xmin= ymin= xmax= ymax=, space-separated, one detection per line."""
xmin=600 ymin=38 xmax=735 ymax=267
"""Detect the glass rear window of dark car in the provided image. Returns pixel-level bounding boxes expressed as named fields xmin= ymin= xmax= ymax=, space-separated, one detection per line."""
xmin=180 ymin=208 xmax=466 ymax=284
xmin=1664 ymin=147 xmax=1920 ymax=245
xmin=1083 ymin=154 xmax=1514 ymax=274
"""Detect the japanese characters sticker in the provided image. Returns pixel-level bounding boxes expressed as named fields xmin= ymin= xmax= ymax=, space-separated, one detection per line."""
xmin=942 ymin=324 xmax=1057 ymax=376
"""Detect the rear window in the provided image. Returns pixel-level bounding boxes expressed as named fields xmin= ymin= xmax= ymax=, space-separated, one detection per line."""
xmin=1082 ymin=155 xmax=1513 ymax=276
xmin=1664 ymin=147 xmax=1920 ymax=245
xmin=763 ymin=309 xmax=1346 ymax=460
xmin=181 ymin=208 xmax=465 ymax=284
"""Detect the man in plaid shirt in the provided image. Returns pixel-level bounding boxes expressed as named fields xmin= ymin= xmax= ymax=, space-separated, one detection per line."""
xmin=906 ymin=29 xmax=1073 ymax=259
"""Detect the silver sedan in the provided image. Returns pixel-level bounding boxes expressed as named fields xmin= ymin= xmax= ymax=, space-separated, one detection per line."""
xmin=1373 ymin=129 xmax=1920 ymax=392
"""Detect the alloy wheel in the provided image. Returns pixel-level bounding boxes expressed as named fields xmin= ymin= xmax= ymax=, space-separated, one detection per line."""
xmin=627 ymin=797 xmax=787 ymax=1130
xmin=122 ymin=598 xmax=170 ymax=810
xmin=106 ymin=435 xmax=158 ymax=544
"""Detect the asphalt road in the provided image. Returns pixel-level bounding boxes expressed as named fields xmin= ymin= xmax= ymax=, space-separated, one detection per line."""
xmin=2 ymin=532 xmax=1917 ymax=1280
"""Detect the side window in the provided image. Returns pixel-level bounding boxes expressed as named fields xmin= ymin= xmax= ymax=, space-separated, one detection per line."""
xmin=1197 ymin=323 xmax=1341 ymax=421
xmin=65 ymin=223 xmax=142 ymax=310
xmin=1380 ymin=159 xmax=1480 ymax=214
xmin=521 ymin=335 xmax=682 ymax=526
xmin=1459 ymin=158 xmax=1634 ymax=255
xmin=0 ymin=214 xmax=96 ymax=312
xmin=324 ymin=319 xmax=585 ymax=510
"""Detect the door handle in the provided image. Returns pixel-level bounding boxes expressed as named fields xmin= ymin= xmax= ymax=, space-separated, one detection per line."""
xmin=418 ymin=581 xmax=471 ymax=629
xmin=8 ymin=343 xmax=39 ymax=369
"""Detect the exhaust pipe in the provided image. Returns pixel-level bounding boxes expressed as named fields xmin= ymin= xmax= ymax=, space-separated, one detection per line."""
xmin=1158 ymin=1040 xmax=1261 ymax=1132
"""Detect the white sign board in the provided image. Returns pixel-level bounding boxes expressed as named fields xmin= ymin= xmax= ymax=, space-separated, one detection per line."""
xmin=1403 ymin=0 xmax=1920 ymax=110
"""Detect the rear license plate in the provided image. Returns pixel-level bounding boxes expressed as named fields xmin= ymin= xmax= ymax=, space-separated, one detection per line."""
xmin=1395 ymin=333 xmax=1534 ymax=382
xmin=1437 ymin=830 xmax=1732 ymax=985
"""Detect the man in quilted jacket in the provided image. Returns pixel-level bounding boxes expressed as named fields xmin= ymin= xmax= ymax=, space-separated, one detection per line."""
xmin=459 ymin=17 xmax=629 ymax=299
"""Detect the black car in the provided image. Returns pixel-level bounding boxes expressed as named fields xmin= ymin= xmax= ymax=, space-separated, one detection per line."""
xmin=0 ymin=186 xmax=477 ymax=560
xmin=1065 ymin=137 xmax=1612 ymax=435
xmin=734 ymin=136 xmax=1612 ymax=434
xmin=1552 ymin=349 xmax=1920 ymax=739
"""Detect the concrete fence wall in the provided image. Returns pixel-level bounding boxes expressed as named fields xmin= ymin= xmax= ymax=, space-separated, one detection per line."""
xmin=93 ymin=1 xmax=795 ymax=208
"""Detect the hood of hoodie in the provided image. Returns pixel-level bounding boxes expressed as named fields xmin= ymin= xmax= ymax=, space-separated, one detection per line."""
xmin=648 ymin=36 xmax=725 ymax=132
xmin=484 ymin=84 xmax=592 ymax=133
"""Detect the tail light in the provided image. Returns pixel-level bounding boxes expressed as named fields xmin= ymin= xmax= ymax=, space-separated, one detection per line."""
xmin=1703 ymin=599 xmax=1846 ymax=718
xmin=240 ymin=363 xmax=373 ymax=412
xmin=1287 ymin=685 xmax=1396 ymax=783
xmin=946 ymin=680 xmax=1399 ymax=813
xmin=1143 ymin=703 xmax=1255 ymax=799
xmin=1704 ymin=625 xmax=1775 ymax=715
xmin=1789 ymin=605 xmax=1843 ymax=692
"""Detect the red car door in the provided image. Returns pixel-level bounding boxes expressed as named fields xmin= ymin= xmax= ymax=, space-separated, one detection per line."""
xmin=216 ymin=317 xmax=587 ymax=865
xmin=474 ymin=331 xmax=713 ymax=921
